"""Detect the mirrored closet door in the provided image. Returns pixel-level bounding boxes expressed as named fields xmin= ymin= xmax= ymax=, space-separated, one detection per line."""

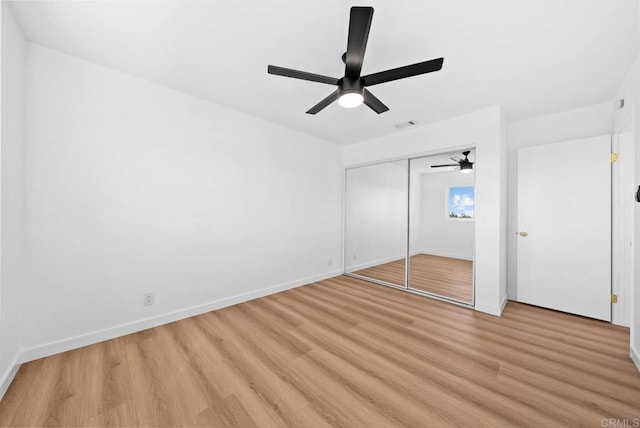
xmin=344 ymin=160 xmax=408 ymax=288
xmin=344 ymin=150 xmax=475 ymax=306
xmin=408 ymin=151 xmax=475 ymax=304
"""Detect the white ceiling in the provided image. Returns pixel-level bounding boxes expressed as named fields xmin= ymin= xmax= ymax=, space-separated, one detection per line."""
xmin=9 ymin=0 xmax=639 ymax=145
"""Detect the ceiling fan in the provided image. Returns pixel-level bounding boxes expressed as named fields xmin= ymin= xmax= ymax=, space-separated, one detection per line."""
xmin=431 ymin=151 xmax=474 ymax=173
xmin=267 ymin=6 xmax=444 ymax=115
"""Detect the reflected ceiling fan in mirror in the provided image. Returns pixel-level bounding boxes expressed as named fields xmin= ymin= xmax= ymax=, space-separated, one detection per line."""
xmin=431 ymin=151 xmax=474 ymax=173
xmin=267 ymin=6 xmax=444 ymax=114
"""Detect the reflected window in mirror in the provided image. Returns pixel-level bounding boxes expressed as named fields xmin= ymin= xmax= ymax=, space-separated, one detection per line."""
xmin=448 ymin=186 xmax=474 ymax=220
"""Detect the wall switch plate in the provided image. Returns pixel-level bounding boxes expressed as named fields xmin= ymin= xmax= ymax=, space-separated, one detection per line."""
xmin=144 ymin=292 xmax=155 ymax=306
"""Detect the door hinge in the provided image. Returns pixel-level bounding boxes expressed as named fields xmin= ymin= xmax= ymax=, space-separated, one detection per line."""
xmin=611 ymin=153 xmax=619 ymax=163
xmin=611 ymin=294 xmax=618 ymax=304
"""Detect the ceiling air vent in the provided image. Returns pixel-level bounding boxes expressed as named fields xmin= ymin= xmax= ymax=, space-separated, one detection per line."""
xmin=395 ymin=120 xmax=417 ymax=129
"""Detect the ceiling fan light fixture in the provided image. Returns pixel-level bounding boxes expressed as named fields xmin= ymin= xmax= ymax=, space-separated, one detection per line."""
xmin=268 ymin=7 xmax=444 ymax=115
xmin=338 ymin=91 xmax=364 ymax=108
xmin=460 ymin=163 xmax=473 ymax=173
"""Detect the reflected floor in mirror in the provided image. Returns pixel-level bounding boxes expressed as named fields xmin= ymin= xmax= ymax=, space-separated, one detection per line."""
xmin=409 ymin=254 xmax=472 ymax=303
xmin=351 ymin=254 xmax=472 ymax=304
xmin=351 ymin=258 xmax=406 ymax=286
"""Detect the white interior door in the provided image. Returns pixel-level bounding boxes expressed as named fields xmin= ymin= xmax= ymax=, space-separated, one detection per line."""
xmin=517 ymin=135 xmax=611 ymax=321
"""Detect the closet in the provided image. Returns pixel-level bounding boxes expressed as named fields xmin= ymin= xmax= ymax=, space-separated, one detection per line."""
xmin=344 ymin=149 xmax=475 ymax=306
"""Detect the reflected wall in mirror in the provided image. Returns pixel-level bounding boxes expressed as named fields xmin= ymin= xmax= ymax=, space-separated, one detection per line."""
xmin=345 ymin=160 xmax=408 ymax=287
xmin=409 ymin=150 xmax=475 ymax=303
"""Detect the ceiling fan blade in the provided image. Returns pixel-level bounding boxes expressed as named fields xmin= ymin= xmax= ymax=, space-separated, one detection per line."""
xmin=362 ymin=57 xmax=444 ymax=87
xmin=363 ymin=89 xmax=389 ymax=114
xmin=431 ymin=164 xmax=459 ymax=168
xmin=306 ymin=90 xmax=340 ymax=114
xmin=268 ymin=65 xmax=339 ymax=85
xmin=345 ymin=7 xmax=374 ymax=78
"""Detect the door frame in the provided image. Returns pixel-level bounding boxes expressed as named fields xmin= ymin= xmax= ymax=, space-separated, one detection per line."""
xmin=612 ymin=121 xmax=634 ymax=327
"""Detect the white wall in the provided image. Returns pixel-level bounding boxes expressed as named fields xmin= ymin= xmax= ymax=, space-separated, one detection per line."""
xmin=21 ymin=43 xmax=343 ymax=358
xmin=344 ymin=106 xmax=507 ymax=316
xmin=415 ymin=171 xmax=474 ymax=260
xmin=345 ymin=161 xmax=407 ymax=272
xmin=499 ymin=108 xmax=508 ymax=306
xmin=613 ymin=58 xmax=639 ymax=134
xmin=630 ymin=2 xmax=640 ymax=372
xmin=0 ymin=2 xmax=26 ymax=397
xmin=634 ymin=54 xmax=640 ymax=367
xmin=506 ymin=102 xmax=614 ymax=299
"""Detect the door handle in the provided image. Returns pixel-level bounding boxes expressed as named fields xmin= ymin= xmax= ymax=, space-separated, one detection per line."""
xmin=519 ymin=231 xmax=528 ymax=237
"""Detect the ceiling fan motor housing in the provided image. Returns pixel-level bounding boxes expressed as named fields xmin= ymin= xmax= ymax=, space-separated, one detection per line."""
xmin=339 ymin=76 xmax=364 ymax=97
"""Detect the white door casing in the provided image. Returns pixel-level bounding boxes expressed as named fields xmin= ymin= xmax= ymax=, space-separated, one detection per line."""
xmin=612 ymin=129 xmax=634 ymax=327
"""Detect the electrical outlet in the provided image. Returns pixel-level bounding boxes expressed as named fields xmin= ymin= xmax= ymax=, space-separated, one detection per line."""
xmin=353 ymin=254 xmax=357 ymax=260
xmin=144 ymin=292 xmax=155 ymax=306
xmin=328 ymin=258 xmax=333 ymax=266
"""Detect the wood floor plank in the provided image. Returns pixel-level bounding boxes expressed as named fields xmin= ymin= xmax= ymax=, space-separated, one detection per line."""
xmin=1 ymin=274 xmax=639 ymax=427
xmin=213 ymin=305 xmax=402 ymax=427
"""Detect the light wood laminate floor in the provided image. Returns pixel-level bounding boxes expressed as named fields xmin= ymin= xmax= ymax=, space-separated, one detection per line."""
xmin=352 ymin=253 xmax=473 ymax=303
xmin=0 ymin=275 xmax=639 ymax=427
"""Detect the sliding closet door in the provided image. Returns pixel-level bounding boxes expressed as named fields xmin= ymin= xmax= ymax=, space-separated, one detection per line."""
xmin=344 ymin=160 xmax=408 ymax=287
xmin=408 ymin=152 xmax=475 ymax=304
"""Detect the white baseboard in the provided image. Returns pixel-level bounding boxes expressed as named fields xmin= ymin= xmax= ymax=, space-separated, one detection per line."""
xmin=631 ymin=346 xmax=640 ymax=373
xmin=0 ymin=354 xmax=21 ymax=402
xmin=346 ymin=254 xmax=405 ymax=273
xmin=417 ymin=250 xmax=474 ymax=261
xmin=475 ymin=294 xmax=509 ymax=317
xmin=19 ymin=269 xmax=343 ymax=364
